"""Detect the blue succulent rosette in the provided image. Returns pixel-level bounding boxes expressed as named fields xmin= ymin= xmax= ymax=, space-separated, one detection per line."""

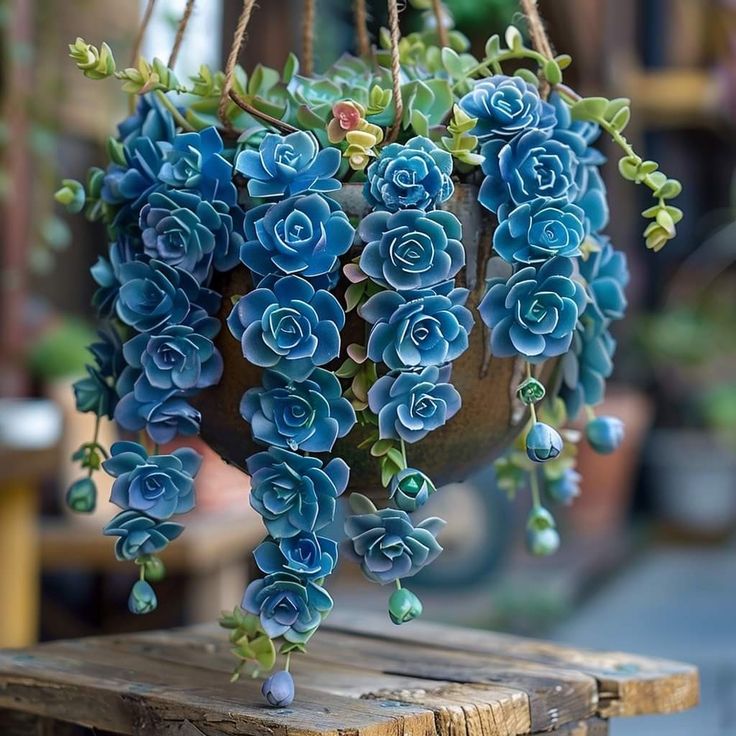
xmin=580 ymin=236 xmax=629 ymax=324
xmin=122 ymin=324 xmax=223 ymax=392
xmin=103 ymin=509 xmax=184 ymax=561
xmin=479 ymin=257 xmax=586 ymax=362
xmin=458 ymin=75 xmax=556 ymax=142
xmin=247 ymin=447 xmax=349 ymax=538
xmin=114 ymin=389 xmax=201 ymax=444
xmin=253 ymin=532 xmax=338 ymax=581
xmin=139 ymin=189 xmax=243 ymax=283
xmin=91 ymin=239 xmax=142 ymax=317
xmin=493 ymin=198 xmax=585 ymax=264
xmin=159 ymin=126 xmax=238 ymax=207
xmin=345 ymin=507 xmax=445 ymax=584
xmin=236 ymin=130 xmax=341 ymax=199
xmin=227 ymin=274 xmax=344 ymax=381
xmin=241 ymin=368 xmax=355 ymax=453
xmin=242 ymin=572 xmax=333 ymax=643
xmin=368 ymin=365 xmax=461 ymax=443
xmin=118 ymin=93 xmax=177 ymax=146
xmin=479 ymin=129 xmax=579 ymax=214
xmin=73 ymin=328 xmax=125 ymax=418
xmin=364 ymin=136 xmax=454 ymax=212
xmin=358 ymin=209 xmax=465 ymax=290
xmin=360 ymin=281 xmax=473 ymax=370
xmin=102 ymin=440 xmax=201 ymax=520
xmin=115 ymin=259 xmax=219 ymax=334
xmin=240 ymin=193 xmax=355 ymax=280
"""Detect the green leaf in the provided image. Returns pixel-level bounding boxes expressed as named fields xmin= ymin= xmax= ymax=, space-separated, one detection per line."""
xmin=345 ymin=281 xmax=366 ymax=312
xmin=484 ymin=34 xmax=501 ymax=59
xmin=411 ymin=109 xmax=429 ymax=137
xmin=335 ymin=358 xmax=360 ymax=379
xmin=654 ymin=178 xmax=682 ymax=200
xmin=570 ymin=97 xmax=609 ymax=121
xmin=381 ymin=458 xmax=399 ymax=487
xmin=555 ymin=54 xmax=572 ymax=70
xmin=603 ymin=97 xmax=630 ymax=121
xmin=609 ymin=106 xmax=631 ymax=132
xmin=370 ymin=439 xmax=395 ymax=457
xmin=638 ymin=160 xmax=659 ymax=176
xmin=618 ymin=156 xmax=640 ymax=181
xmin=655 ymin=208 xmax=676 ymax=235
xmin=514 ymin=68 xmax=539 ymax=86
xmin=282 ymin=53 xmax=299 ymax=84
xmin=665 ymin=205 xmax=683 ymax=224
xmin=441 ymin=47 xmax=464 ymax=79
xmin=251 ymin=634 xmax=276 ymax=670
xmin=647 ymin=171 xmax=668 ymax=190
xmin=247 ymin=63 xmax=279 ymax=97
xmin=543 ymin=59 xmax=562 ymax=86
xmin=349 ymin=492 xmax=377 ymax=515
xmin=504 ymin=25 xmax=523 ymax=51
xmin=386 ymin=447 xmax=405 ymax=469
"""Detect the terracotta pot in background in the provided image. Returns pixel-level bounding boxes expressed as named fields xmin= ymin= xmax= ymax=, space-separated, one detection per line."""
xmin=571 ymin=386 xmax=654 ymax=537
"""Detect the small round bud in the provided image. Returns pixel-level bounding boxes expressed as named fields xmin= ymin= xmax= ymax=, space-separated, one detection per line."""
xmin=128 ymin=580 xmax=157 ymax=615
xmin=389 ymin=468 xmax=436 ymax=512
xmin=585 ymin=416 xmax=624 ymax=454
xmin=262 ymin=670 xmax=295 ymax=708
xmin=65 ymin=477 xmax=97 ymax=513
xmin=516 ymin=376 xmax=546 ymax=405
xmin=546 ymin=468 xmax=581 ymax=506
xmin=525 ymin=422 xmax=563 ymax=463
xmin=388 ymin=588 xmax=423 ymax=625
xmin=526 ymin=506 xmax=560 ymax=556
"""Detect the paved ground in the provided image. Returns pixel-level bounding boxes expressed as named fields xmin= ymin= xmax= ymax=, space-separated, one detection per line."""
xmin=551 ymin=542 xmax=736 ymax=735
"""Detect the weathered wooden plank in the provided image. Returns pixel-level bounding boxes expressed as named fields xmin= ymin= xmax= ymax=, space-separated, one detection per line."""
xmin=533 ymin=718 xmax=608 ymax=736
xmin=325 ymin=610 xmax=699 ymax=718
xmin=0 ymin=645 xmax=436 ymax=736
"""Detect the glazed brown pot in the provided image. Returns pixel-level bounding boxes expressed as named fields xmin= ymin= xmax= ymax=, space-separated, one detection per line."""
xmin=195 ymin=184 xmax=556 ymax=493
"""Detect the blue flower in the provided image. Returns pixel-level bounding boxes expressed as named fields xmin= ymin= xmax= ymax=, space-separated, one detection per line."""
xmin=122 ymin=324 xmax=223 ymax=392
xmin=547 ymin=468 xmax=581 ymax=505
xmin=261 ymin=671 xmax=295 ymax=708
xmin=253 ymin=532 xmax=338 ymax=581
xmin=114 ymin=391 xmax=201 ymax=444
xmin=525 ymin=422 xmax=563 ymax=462
xmin=227 ymin=275 xmax=344 ymax=381
xmin=73 ymin=328 xmax=126 ymax=418
xmin=479 ymin=129 xmax=579 ymax=213
xmin=368 ymin=365 xmax=461 ymax=443
xmin=118 ymin=93 xmax=176 ymax=146
xmin=241 ymin=368 xmax=355 ymax=453
xmin=359 ymin=209 xmax=464 ymax=290
xmin=116 ymin=259 xmax=218 ymax=333
xmin=361 ymin=281 xmax=473 ymax=370
xmin=159 ymin=126 xmax=237 ymax=207
xmin=580 ymin=236 xmax=629 ymax=325
xmin=91 ymin=239 xmax=141 ymax=317
xmin=365 ymin=136 xmax=454 ymax=212
xmin=560 ymin=317 xmax=616 ymax=418
xmin=102 ymin=440 xmax=201 ymax=520
xmin=345 ymin=508 xmax=445 ymax=584
xmin=586 ymin=415 xmax=624 ymax=454
xmin=243 ymin=572 xmax=333 ymax=643
xmin=459 ymin=75 xmax=556 ymax=142
xmin=140 ymin=190 xmax=243 ymax=282
xmin=248 ymin=447 xmax=349 ymax=538
xmin=103 ymin=509 xmax=184 ymax=561
xmin=389 ymin=468 xmax=436 ymax=512
xmin=494 ymin=198 xmax=585 ymax=264
xmin=236 ymin=131 xmax=341 ymax=199
xmin=240 ymin=194 xmax=354 ymax=279
xmin=479 ymin=257 xmax=586 ymax=362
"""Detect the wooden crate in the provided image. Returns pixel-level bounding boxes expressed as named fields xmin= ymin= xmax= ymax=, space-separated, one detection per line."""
xmin=0 ymin=610 xmax=698 ymax=735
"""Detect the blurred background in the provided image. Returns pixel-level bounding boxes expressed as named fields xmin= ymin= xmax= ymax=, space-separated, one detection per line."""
xmin=1 ymin=1 xmax=735 ymax=733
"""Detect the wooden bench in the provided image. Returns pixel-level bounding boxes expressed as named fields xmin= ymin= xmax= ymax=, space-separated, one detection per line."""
xmin=0 ymin=610 xmax=698 ymax=735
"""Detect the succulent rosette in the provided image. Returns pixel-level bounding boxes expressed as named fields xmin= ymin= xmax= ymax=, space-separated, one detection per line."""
xmin=159 ymin=126 xmax=238 ymax=207
xmin=361 ymin=281 xmax=473 ymax=370
xmin=345 ymin=508 xmax=445 ymax=584
xmin=240 ymin=193 xmax=355 ymax=280
xmin=114 ymin=390 xmax=201 ymax=443
xmin=242 ymin=572 xmax=333 ymax=643
xmin=236 ymin=130 xmax=341 ymax=199
xmin=389 ymin=468 xmax=436 ymax=512
xmin=493 ymin=198 xmax=585 ymax=264
xmin=479 ymin=129 xmax=579 ymax=214
xmin=91 ymin=238 xmax=141 ymax=317
xmin=459 ymin=75 xmax=556 ymax=141
xmin=139 ymin=190 xmax=243 ymax=282
xmin=368 ymin=365 xmax=461 ymax=443
xmin=580 ymin=236 xmax=629 ymax=324
xmin=103 ymin=440 xmax=201 ymax=520
xmin=103 ymin=509 xmax=184 ymax=561
xmin=122 ymin=324 xmax=222 ymax=392
xmin=118 ymin=93 xmax=176 ymax=146
xmin=247 ymin=447 xmax=349 ymax=538
xmin=115 ymin=259 xmax=218 ymax=333
xmin=241 ymin=368 xmax=355 ymax=453
xmin=73 ymin=328 xmax=125 ymax=418
xmin=227 ymin=275 xmax=344 ymax=381
xmin=253 ymin=532 xmax=338 ymax=581
xmin=358 ymin=209 xmax=465 ymax=290
xmin=479 ymin=257 xmax=586 ymax=362
xmin=364 ymin=136 xmax=454 ymax=212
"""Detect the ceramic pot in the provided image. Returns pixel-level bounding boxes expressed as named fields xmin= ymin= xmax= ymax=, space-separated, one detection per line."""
xmin=195 ymin=184 xmax=555 ymax=492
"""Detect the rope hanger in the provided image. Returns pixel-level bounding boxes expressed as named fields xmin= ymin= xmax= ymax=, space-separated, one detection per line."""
xmin=132 ymin=0 xmax=555 ymax=137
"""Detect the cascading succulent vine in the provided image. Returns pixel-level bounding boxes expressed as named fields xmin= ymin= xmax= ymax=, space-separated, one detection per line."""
xmin=60 ymin=3 xmax=680 ymax=708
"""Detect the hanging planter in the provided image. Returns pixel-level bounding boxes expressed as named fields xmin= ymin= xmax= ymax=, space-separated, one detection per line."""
xmin=58 ymin=0 xmax=682 ymax=706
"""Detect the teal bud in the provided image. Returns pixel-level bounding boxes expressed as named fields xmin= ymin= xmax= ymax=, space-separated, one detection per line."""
xmin=389 ymin=468 xmax=436 ymax=512
xmin=388 ymin=587 xmax=423 ymax=625
xmin=516 ymin=376 xmax=546 ymax=405
xmin=65 ymin=477 xmax=97 ymax=513
xmin=525 ymin=422 xmax=563 ymax=463
xmin=54 ymin=179 xmax=86 ymax=214
xmin=525 ymin=506 xmax=560 ymax=556
xmin=261 ymin=670 xmax=295 ymax=707
xmin=128 ymin=579 xmax=157 ymax=615
xmin=585 ymin=415 xmax=624 ymax=454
